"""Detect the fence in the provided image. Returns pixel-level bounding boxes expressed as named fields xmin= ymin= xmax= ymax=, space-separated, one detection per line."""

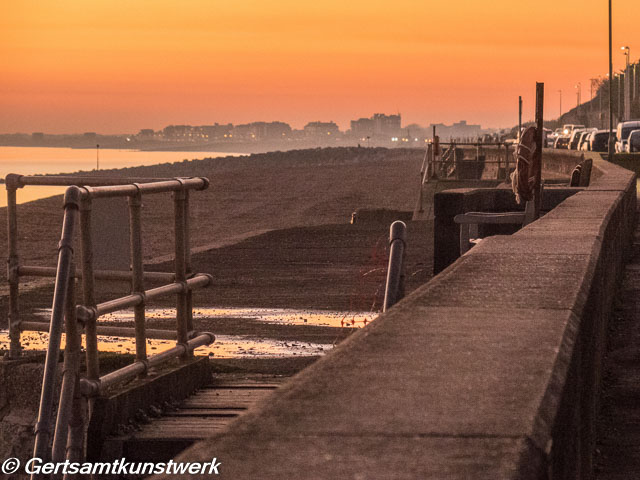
xmin=419 ymin=141 xmax=513 ymax=184
xmin=4 ymin=174 xmax=215 ymax=475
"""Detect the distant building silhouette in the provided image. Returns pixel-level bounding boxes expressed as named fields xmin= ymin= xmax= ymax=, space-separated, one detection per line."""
xmin=428 ymin=120 xmax=481 ymax=141
xmin=372 ymin=113 xmax=401 ymax=138
xmin=233 ymin=121 xmax=292 ymax=141
xmin=303 ymin=121 xmax=340 ymax=139
xmin=348 ymin=113 xmax=401 ymax=141
xmin=350 ymin=117 xmax=374 ymax=139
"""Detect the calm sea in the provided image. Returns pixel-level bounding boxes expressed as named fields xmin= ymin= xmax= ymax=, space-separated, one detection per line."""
xmin=0 ymin=146 xmax=240 ymax=207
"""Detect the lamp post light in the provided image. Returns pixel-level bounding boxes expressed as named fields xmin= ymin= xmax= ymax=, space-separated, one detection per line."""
xmin=621 ymin=46 xmax=630 ymax=68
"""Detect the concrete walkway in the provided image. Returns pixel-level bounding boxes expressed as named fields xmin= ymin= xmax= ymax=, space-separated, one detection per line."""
xmin=595 ymin=206 xmax=640 ymax=479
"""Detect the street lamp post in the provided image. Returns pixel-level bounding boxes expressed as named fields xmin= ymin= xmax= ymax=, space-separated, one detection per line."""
xmin=608 ymin=0 xmax=614 ymax=157
xmin=621 ymin=46 xmax=631 ymax=120
xmin=558 ymin=90 xmax=562 ymax=117
xmin=575 ymin=82 xmax=582 ymax=108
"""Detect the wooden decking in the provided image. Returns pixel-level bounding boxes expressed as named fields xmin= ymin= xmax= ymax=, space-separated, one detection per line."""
xmin=103 ymin=375 xmax=287 ymax=462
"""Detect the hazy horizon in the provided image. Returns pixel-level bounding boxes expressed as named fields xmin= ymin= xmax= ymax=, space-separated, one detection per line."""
xmin=2 ymin=1 xmax=639 ymax=134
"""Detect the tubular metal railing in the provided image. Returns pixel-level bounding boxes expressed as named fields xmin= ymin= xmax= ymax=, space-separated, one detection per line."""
xmin=4 ymin=174 xmax=215 ymax=478
xmin=5 ymin=174 xmax=180 ymax=359
xmin=383 ymin=221 xmax=407 ymax=312
xmin=420 ymin=141 xmax=513 ymax=182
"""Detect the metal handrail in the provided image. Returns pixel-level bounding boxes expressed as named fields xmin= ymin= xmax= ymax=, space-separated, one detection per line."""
xmin=32 ymin=188 xmax=81 ymax=466
xmin=383 ymin=221 xmax=407 ymax=312
xmin=5 ymin=174 xmax=208 ymax=359
xmin=18 ymin=265 xmax=176 ymax=282
xmin=19 ymin=178 xmax=215 ymax=476
xmin=79 ymin=332 xmax=215 ymax=396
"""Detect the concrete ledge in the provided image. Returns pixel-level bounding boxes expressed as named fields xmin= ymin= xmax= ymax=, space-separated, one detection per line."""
xmin=154 ymin=153 xmax=635 ymax=480
xmin=433 ymin=186 xmax=585 ymax=274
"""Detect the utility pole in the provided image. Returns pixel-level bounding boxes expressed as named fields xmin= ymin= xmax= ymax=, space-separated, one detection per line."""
xmin=534 ymin=83 xmax=544 ymax=218
xmin=619 ymin=74 xmax=624 ymax=122
xmin=558 ymin=90 xmax=562 ymax=117
xmin=96 ymin=144 xmax=100 ymax=170
xmin=608 ymin=0 xmax=614 ymax=157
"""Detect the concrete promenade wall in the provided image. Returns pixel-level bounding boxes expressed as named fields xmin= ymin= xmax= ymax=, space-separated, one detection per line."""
xmin=156 ymin=152 xmax=636 ymax=480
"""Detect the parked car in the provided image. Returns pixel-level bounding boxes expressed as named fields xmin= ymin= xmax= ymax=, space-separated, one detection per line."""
xmin=589 ymin=130 xmax=612 ymax=153
xmin=563 ymin=124 xmax=586 ymax=135
xmin=554 ymin=135 xmax=570 ymax=149
xmin=615 ymin=120 xmax=640 ymax=152
xmin=627 ymin=129 xmax=640 ymax=153
xmin=577 ymin=131 xmax=591 ymax=151
xmin=568 ymin=129 xmax=586 ymax=150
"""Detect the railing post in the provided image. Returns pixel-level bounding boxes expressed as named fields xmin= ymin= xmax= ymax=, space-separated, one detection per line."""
xmin=6 ymin=175 xmax=21 ymax=359
xmin=65 ymin=378 xmax=86 ymax=470
xmin=174 ymin=188 xmax=189 ymax=357
xmin=79 ymin=192 xmax=100 ymax=382
xmin=51 ymin=260 xmax=81 ymax=467
xmin=383 ymin=221 xmax=407 ymax=312
xmin=184 ymin=190 xmax=194 ymax=333
xmin=32 ymin=188 xmax=80 ymax=475
xmin=129 ymin=191 xmax=147 ymax=365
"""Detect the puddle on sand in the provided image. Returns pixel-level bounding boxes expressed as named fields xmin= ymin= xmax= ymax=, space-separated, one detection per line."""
xmin=3 ymin=307 xmax=376 ymax=358
xmin=36 ymin=307 xmax=377 ymax=328
xmin=0 ymin=330 xmax=332 ymax=359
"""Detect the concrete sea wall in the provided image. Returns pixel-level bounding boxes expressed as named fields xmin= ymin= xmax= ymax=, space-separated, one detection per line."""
xmin=162 ymin=151 xmax=636 ymax=479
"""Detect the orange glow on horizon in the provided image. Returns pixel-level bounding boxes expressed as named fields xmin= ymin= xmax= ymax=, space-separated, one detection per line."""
xmin=1 ymin=0 xmax=639 ymax=133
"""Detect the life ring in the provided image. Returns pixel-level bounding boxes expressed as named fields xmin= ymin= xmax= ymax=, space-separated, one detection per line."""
xmin=511 ymin=126 xmax=540 ymax=204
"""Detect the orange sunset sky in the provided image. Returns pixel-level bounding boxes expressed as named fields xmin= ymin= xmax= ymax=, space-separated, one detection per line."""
xmin=1 ymin=0 xmax=639 ymax=134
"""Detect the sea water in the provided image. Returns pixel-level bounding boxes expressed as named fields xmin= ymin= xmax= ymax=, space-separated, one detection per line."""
xmin=0 ymin=146 xmax=240 ymax=207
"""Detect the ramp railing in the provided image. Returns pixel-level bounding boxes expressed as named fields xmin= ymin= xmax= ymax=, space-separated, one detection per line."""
xmin=383 ymin=221 xmax=407 ymax=312
xmin=4 ymin=175 xmax=215 ymax=477
xmin=421 ymin=141 xmax=512 ymax=181
xmin=5 ymin=174 xmax=184 ymax=358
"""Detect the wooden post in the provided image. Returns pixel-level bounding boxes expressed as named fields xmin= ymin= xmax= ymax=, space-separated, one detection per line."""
xmin=518 ymin=96 xmax=523 ymax=140
xmin=505 ymin=144 xmax=510 ymax=181
xmin=534 ymin=83 xmax=544 ymax=218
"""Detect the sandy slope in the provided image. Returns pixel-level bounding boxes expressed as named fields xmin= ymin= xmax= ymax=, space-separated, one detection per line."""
xmin=0 ymin=147 xmax=424 ymax=283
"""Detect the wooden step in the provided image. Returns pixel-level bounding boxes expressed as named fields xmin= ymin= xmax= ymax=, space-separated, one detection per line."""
xmin=101 ymin=377 xmax=285 ymax=462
